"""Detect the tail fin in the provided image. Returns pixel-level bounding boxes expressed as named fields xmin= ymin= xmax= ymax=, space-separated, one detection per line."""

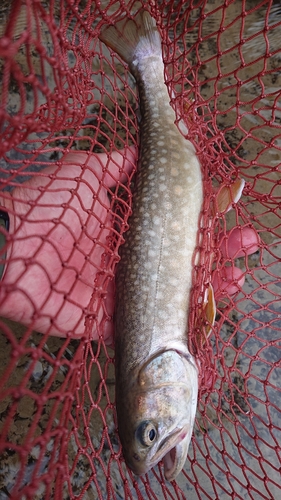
xmin=99 ymin=10 xmax=162 ymax=71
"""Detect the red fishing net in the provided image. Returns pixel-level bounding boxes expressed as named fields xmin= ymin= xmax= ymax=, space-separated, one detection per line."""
xmin=0 ymin=0 xmax=280 ymax=498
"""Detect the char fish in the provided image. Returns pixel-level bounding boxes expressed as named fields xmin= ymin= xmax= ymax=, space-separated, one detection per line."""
xmin=99 ymin=9 xmax=203 ymax=481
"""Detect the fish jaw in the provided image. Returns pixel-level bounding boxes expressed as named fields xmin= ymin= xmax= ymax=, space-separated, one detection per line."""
xmin=162 ymin=429 xmax=192 ymax=481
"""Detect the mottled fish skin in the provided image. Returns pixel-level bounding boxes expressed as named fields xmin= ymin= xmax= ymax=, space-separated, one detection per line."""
xmin=99 ymin=10 xmax=202 ymax=480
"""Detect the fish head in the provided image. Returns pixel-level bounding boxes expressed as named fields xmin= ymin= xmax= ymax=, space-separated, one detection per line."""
xmin=116 ymin=349 xmax=198 ymax=481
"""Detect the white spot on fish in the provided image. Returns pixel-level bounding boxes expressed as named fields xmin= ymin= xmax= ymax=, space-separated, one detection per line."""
xmin=171 ymin=221 xmax=181 ymax=231
xmin=160 ymin=158 xmax=167 ymax=164
xmin=158 ymin=310 xmax=169 ymax=320
xmin=174 ymin=291 xmax=185 ymax=302
xmin=178 ymin=119 xmax=189 ymax=135
xmin=157 ymin=141 xmax=165 ymax=146
xmin=153 ymin=216 xmax=161 ymax=225
xmin=174 ymin=185 xmax=183 ymax=195
xmin=148 ymin=248 xmax=156 ymax=257
xmin=159 ymin=184 xmax=167 ymax=191
xmin=177 ymin=309 xmax=186 ymax=320
xmin=169 ymin=276 xmax=180 ymax=287
xmin=184 ymin=142 xmax=195 ymax=154
xmin=163 ymin=238 xmax=171 ymax=247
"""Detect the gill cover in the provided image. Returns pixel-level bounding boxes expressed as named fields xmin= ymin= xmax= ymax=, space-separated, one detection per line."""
xmin=138 ymin=349 xmax=196 ymax=390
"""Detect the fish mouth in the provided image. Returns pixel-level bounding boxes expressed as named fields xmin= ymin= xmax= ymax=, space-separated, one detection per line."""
xmin=162 ymin=437 xmax=189 ymax=481
xmin=154 ymin=426 xmax=191 ymax=481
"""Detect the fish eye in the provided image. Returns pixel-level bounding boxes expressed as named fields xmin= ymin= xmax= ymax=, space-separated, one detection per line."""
xmin=135 ymin=421 xmax=157 ymax=447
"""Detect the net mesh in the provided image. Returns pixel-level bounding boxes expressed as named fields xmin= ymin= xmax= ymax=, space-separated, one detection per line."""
xmin=0 ymin=0 xmax=280 ymax=498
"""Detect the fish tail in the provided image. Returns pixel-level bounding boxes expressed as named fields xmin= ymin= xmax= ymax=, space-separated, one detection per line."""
xmin=99 ymin=10 xmax=162 ymax=73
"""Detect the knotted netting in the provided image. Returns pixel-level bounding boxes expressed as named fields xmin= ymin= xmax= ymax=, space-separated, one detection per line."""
xmin=0 ymin=0 xmax=280 ymax=498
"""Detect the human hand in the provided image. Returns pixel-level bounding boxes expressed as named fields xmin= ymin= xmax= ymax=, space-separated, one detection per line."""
xmin=0 ymin=147 xmax=136 ymax=344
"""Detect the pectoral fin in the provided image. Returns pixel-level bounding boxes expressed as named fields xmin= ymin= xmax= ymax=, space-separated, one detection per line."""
xmin=214 ymin=178 xmax=245 ymax=215
xmin=203 ymin=283 xmax=216 ymax=338
xmin=196 ymin=284 xmax=216 ymax=347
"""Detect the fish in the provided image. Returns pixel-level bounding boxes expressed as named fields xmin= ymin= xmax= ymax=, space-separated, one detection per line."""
xmin=99 ymin=9 xmax=203 ymax=481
